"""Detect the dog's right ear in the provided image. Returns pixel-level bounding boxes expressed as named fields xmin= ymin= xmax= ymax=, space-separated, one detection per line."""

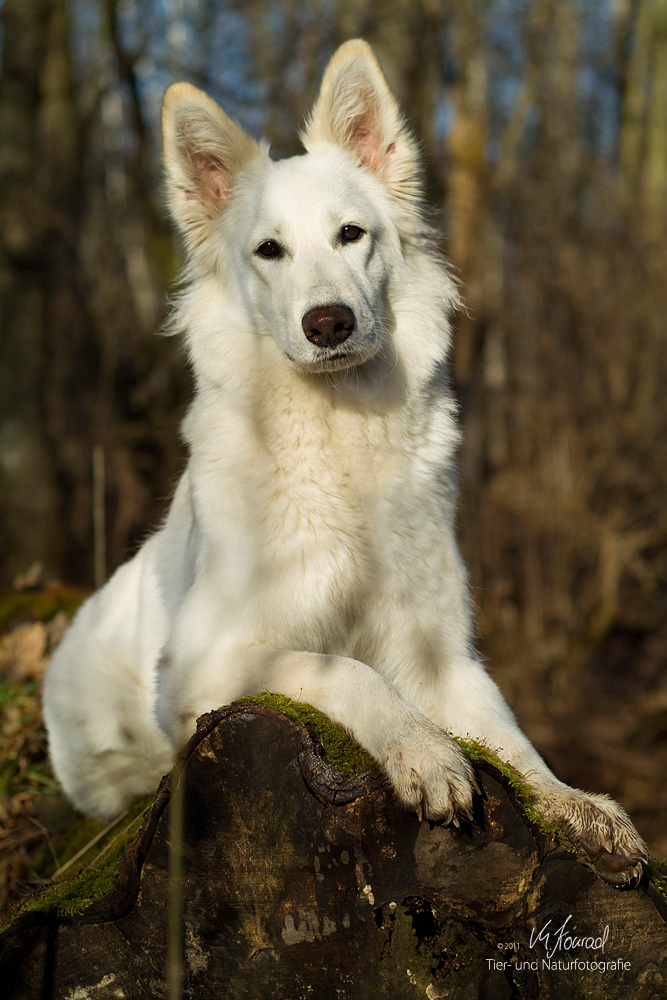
xmin=162 ymin=83 xmax=262 ymax=250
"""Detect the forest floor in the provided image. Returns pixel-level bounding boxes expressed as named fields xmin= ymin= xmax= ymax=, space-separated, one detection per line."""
xmin=0 ymin=580 xmax=147 ymax=926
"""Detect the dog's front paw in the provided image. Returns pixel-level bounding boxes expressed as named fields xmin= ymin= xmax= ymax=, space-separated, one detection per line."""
xmin=383 ymin=714 xmax=478 ymax=823
xmin=536 ymin=784 xmax=647 ymax=886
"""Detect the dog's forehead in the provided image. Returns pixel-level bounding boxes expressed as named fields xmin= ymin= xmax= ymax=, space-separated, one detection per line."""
xmin=258 ymin=146 xmax=380 ymax=225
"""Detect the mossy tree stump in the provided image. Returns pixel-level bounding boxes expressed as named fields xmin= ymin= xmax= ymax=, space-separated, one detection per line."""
xmin=1 ymin=701 xmax=666 ymax=999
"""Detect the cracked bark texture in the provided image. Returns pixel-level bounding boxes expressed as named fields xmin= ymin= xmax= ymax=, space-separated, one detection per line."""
xmin=1 ymin=703 xmax=666 ymax=999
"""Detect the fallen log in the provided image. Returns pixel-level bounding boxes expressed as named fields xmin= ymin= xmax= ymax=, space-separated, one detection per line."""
xmin=1 ymin=700 xmax=666 ymax=999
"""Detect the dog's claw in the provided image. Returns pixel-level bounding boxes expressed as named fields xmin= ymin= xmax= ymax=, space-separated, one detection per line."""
xmin=587 ymin=851 xmax=643 ymax=887
xmin=535 ymin=785 xmax=647 ymax=888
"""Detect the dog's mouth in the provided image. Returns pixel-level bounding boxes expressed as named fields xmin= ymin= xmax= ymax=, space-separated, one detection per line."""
xmin=285 ymin=345 xmax=375 ymax=374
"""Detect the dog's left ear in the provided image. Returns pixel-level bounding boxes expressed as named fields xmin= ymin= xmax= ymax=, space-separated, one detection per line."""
xmin=301 ymin=39 xmax=421 ymax=205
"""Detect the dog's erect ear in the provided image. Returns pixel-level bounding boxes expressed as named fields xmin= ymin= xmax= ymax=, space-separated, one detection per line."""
xmin=162 ymin=83 xmax=262 ymax=248
xmin=301 ymin=39 xmax=421 ymax=204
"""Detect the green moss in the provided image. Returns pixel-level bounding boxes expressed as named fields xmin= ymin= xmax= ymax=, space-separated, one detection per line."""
xmin=0 ymin=586 xmax=89 ymax=632
xmin=235 ymin=692 xmax=378 ymax=780
xmin=22 ymin=854 xmax=124 ymax=919
xmin=646 ymin=858 xmax=667 ymax=903
xmin=1 ymin=796 xmax=153 ymax=929
xmin=234 ymin=695 xmax=566 ymax=840
xmin=450 ymin=735 xmax=566 ymax=843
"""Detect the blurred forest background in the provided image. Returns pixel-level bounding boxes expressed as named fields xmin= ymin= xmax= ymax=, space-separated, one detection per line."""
xmin=0 ymin=0 xmax=666 ymax=857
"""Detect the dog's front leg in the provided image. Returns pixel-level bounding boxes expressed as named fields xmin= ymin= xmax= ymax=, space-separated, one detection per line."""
xmin=421 ymin=657 xmax=647 ymax=884
xmin=167 ymin=647 xmax=478 ymax=824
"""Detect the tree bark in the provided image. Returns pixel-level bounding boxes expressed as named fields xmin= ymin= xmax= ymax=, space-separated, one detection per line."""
xmin=1 ymin=702 xmax=666 ymax=999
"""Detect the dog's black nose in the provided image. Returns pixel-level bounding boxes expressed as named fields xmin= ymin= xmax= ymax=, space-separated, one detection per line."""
xmin=302 ymin=305 xmax=355 ymax=348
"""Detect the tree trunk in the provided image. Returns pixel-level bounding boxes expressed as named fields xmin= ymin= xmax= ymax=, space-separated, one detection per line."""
xmin=1 ymin=702 xmax=666 ymax=999
xmin=0 ymin=0 xmax=186 ymax=590
xmin=0 ymin=0 xmax=74 ymax=583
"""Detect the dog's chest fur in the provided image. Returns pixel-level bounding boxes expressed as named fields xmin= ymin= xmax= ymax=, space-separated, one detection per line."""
xmin=185 ymin=368 xmax=442 ymax=652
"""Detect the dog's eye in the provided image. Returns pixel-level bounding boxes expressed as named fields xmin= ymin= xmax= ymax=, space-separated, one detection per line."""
xmin=340 ymin=224 xmax=364 ymax=243
xmin=256 ymin=240 xmax=282 ymax=258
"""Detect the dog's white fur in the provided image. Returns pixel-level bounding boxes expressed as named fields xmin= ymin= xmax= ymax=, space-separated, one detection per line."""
xmin=43 ymin=40 xmax=645 ymax=881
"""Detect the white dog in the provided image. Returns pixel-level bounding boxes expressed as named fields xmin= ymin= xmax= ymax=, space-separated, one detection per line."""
xmin=43 ymin=39 xmax=646 ymax=884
